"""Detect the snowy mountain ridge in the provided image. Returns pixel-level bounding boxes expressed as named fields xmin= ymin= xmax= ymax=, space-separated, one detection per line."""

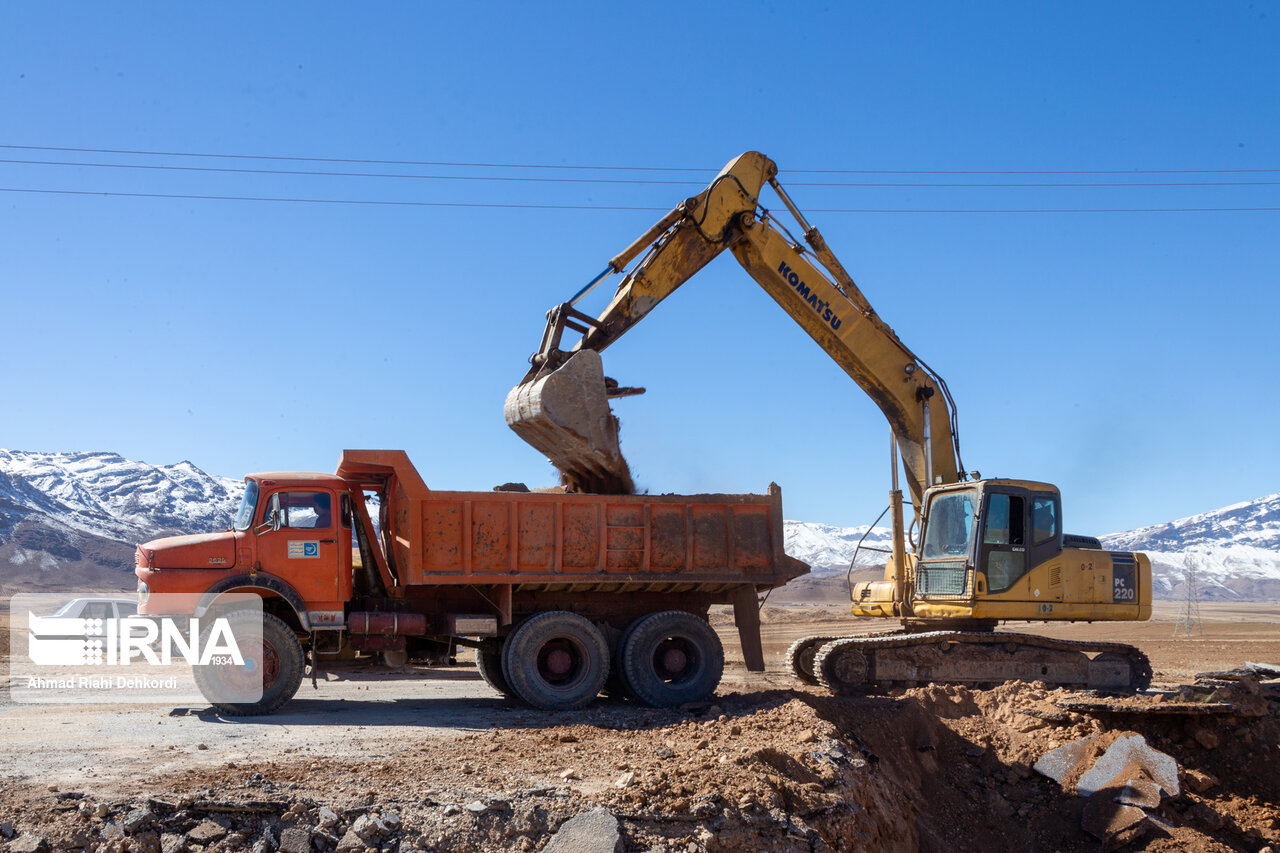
xmin=1 ymin=449 xmax=1276 ymax=599
xmin=0 ymin=450 xmax=243 ymax=587
xmin=785 ymin=491 xmax=1280 ymax=601
xmin=0 ymin=449 xmax=243 ymax=543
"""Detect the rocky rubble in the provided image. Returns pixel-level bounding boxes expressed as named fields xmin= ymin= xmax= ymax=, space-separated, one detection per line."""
xmin=2 ymin=677 xmax=1278 ymax=852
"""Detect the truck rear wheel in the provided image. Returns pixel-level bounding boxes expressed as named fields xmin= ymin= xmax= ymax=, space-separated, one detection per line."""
xmin=620 ymin=611 xmax=723 ymax=708
xmin=475 ymin=639 xmax=513 ymax=698
xmin=501 ymin=611 xmax=609 ymax=711
xmin=193 ymin=610 xmax=304 ymax=716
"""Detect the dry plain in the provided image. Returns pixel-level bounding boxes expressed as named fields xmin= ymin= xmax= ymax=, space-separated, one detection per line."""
xmin=1 ymin=602 xmax=1277 ymax=851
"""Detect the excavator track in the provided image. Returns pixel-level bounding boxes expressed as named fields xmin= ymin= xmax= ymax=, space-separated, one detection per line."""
xmin=785 ymin=635 xmax=847 ymax=685
xmin=807 ymin=631 xmax=1152 ymax=695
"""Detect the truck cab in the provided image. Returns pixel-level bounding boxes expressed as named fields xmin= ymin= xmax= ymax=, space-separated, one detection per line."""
xmin=136 ymin=472 xmax=359 ymax=627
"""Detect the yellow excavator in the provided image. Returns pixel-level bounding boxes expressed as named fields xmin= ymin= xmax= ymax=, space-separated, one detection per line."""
xmin=505 ymin=151 xmax=1152 ymax=693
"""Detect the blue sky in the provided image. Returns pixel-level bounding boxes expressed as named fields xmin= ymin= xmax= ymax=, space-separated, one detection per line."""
xmin=1 ymin=2 xmax=1276 ymax=535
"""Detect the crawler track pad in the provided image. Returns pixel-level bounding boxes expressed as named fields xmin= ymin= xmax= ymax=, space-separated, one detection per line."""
xmin=505 ymin=350 xmax=635 ymax=494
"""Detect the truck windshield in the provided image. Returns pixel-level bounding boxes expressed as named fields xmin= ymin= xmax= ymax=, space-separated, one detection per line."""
xmin=922 ymin=489 xmax=977 ymax=560
xmin=233 ymin=480 xmax=259 ymax=531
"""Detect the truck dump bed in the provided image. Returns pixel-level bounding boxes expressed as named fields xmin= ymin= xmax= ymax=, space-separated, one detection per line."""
xmin=338 ymin=450 xmax=806 ymax=591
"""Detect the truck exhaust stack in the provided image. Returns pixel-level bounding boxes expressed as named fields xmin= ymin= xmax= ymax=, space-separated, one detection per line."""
xmin=504 ymin=350 xmax=635 ymax=494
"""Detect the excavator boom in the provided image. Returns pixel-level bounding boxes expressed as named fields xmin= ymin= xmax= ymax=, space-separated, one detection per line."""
xmin=506 ymin=151 xmax=962 ymax=507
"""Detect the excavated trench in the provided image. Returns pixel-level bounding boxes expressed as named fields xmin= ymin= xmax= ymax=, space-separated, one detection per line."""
xmin=5 ymin=679 xmax=1276 ymax=852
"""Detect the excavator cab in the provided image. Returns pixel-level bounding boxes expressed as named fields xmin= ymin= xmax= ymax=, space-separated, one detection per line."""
xmin=912 ymin=480 xmax=1062 ymax=607
xmin=853 ymin=478 xmax=1149 ymax=628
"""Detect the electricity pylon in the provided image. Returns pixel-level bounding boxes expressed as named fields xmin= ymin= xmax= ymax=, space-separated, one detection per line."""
xmin=1172 ymin=551 xmax=1203 ymax=637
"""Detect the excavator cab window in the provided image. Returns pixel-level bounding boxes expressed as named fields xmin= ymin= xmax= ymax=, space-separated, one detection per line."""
xmin=982 ymin=492 xmax=1029 ymax=593
xmin=921 ymin=490 xmax=977 ymax=559
xmin=1032 ymin=497 xmax=1058 ymax=544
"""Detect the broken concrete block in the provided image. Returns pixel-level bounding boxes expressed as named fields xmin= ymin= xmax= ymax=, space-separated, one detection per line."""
xmin=159 ymin=833 xmax=187 ymax=853
xmin=185 ymin=819 xmax=228 ymax=844
xmin=1036 ymin=732 xmax=1179 ymax=798
xmin=1077 ymin=735 xmax=1179 ymax=798
xmin=122 ymin=807 xmax=153 ymax=834
xmin=543 ymin=807 xmax=623 ymax=853
xmin=351 ymin=813 xmax=388 ymax=842
xmin=8 ymin=834 xmax=50 ymax=853
xmin=1082 ymin=789 xmax=1149 ymax=844
xmin=335 ymin=829 xmax=366 ymax=852
xmin=1115 ymin=779 xmax=1163 ymax=809
xmin=1033 ymin=734 xmax=1102 ymax=788
xmin=277 ymin=825 xmax=312 ymax=853
xmin=1244 ymin=662 xmax=1280 ymax=678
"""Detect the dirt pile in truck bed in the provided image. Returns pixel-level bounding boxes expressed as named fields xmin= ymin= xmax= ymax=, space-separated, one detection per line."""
xmin=4 ymin=677 xmax=1277 ymax=852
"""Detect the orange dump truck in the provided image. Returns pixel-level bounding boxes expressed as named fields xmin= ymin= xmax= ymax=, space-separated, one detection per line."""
xmin=135 ymin=450 xmax=808 ymax=715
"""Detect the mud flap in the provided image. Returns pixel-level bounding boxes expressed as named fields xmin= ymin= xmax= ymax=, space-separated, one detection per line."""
xmin=732 ymin=585 xmax=765 ymax=672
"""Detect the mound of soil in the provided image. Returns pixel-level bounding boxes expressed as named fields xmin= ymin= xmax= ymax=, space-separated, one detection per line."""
xmin=4 ymin=677 xmax=1277 ymax=852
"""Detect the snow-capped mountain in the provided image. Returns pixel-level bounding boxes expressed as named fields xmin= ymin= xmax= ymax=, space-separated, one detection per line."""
xmin=785 ymin=492 xmax=1280 ymax=601
xmin=0 ymin=450 xmax=242 ymax=589
xmin=783 ymin=520 xmax=894 ymax=575
xmin=1100 ymin=493 xmax=1280 ymax=600
xmin=2 ymin=448 xmax=1276 ymax=600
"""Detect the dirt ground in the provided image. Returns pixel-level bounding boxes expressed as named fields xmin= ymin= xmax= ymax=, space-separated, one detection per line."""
xmin=2 ymin=604 xmax=1278 ymax=852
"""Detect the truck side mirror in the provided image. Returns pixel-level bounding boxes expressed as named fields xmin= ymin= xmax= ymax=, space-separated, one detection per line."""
xmin=255 ymin=509 xmax=283 ymax=535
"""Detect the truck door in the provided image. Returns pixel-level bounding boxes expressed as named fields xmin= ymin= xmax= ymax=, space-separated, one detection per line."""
xmin=257 ymin=489 xmax=342 ymax=607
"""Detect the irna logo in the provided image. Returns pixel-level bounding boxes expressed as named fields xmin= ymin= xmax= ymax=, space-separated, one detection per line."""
xmin=27 ymin=613 xmax=245 ymax=667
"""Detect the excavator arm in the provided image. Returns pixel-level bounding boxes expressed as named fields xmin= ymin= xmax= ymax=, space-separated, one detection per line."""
xmin=506 ymin=151 xmax=964 ymax=509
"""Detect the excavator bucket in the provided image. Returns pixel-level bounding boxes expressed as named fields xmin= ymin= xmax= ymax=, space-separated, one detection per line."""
xmin=504 ymin=350 xmax=635 ymax=494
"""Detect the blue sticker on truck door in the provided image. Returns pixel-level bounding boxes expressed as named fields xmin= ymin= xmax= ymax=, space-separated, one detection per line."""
xmin=1112 ymin=553 xmax=1136 ymax=601
xmin=288 ymin=541 xmax=320 ymax=559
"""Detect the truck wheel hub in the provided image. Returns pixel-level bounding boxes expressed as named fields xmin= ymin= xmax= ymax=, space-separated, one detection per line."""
xmin=545 ymin=649 xmax=573 ymax=676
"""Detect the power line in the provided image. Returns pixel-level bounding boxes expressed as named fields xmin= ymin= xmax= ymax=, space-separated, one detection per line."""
xmin=0 ymin=144 xmax=709 ymax=173
xmin=2 ymin=143 xmax=1278 ymax=176
xmin=0 ymin=187 xmax=669 ymax=211
xmin=0 ymin=160 xmax=701 ymax=186
xmin=4 ymin=158 xmax=1280 ymax=188
xmin=3 ymin=186 xmax=1278 ymax=213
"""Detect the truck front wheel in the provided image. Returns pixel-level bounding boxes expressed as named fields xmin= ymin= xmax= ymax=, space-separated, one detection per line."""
xmin=501 ymin=611 xmax=608 ymax=711
xmin=620 ymin=611 xmax=723 ymax=707
xmin=193 ymin=610 xmax=305 ymax=716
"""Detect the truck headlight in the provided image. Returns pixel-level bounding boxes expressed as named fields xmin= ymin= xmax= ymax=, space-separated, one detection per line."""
xmin=137 ymin=581 xmax=150 ymax=605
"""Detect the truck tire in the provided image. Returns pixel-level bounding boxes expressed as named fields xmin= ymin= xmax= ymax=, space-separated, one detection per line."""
xmin=192 ymin=610 xmax=305 ymax=716
xmin=475 ymin=640 xmax=513 ymax=698
xmin=501 ymin=611 xmax=609 ymax=711
xmin=620 ymin=611 xmax=723 ymax=708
